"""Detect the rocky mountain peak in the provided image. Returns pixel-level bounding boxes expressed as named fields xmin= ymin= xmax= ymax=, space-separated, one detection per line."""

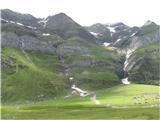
xmin=143 ymin=20 xmax=156 ymax=26
xmin=109 ymin=22 xmax=130 ymax=30
xmin=47 ymin=12 xmax=75 ymax=24
xmin=1 ymin=9 xmax=39 ymax=27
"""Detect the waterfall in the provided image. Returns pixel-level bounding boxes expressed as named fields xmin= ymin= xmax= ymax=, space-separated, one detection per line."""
xmin=121 ymin=49 xmax=135 ymax=85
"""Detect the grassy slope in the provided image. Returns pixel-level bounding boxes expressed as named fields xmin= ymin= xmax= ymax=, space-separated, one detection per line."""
xmin=61 ymin=39 xmax=122 ymax=89
xmin=1 ymin=84 xmax=160 ymax=119
xmin=2 ymin=22 xmax=123 ymax=102
xmin=2 ymin=48 xmax=67 ymax=102
xmin=1 ymin=39 xmax=122 ymax=102
xmin=98 ymin=84 xmax=160 ymax=106
xmin=1 ymin=37 xmax=122 ymax=102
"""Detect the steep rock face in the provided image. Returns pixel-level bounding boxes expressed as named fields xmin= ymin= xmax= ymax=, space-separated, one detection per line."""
xmin=57 ymin=45 xmax=91 ymax=57
xmin=1 ymin=10 xmax=97 ymax=43
xmin=1 ymin=9 xmax=39 ymax=27
xmin=116 ymin=22 xmax=160 ymax=85
xmin=2 ymin=32 xmax=56 ymax=53
xmin=128 ymin=22 xmax=160 ymax=49
xmin=85 ymin=22 xmax=139 ymax=44
xmin=113 ymin=21 xmax=160 ymax=50
xmin=111 ymin=27 xmax=140 ymax=48
xmin=85 ymin=23 xmax=112 ymax=43
xmin=110 ymin=22 xmax=129 ymax=30
xmin=129 ymin=33 xmax=159 ymax=49
xmin=100 ymin=21 xmax=160 ymax=85
xmin=125 ymin=42 xmax=160 ymax=85
xmin=1 ymin=32 xmax=20 ymax=48
xmin=41 ymin=13 xmax=97 ymax=42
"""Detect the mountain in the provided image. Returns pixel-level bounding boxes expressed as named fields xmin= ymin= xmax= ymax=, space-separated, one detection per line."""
xmin=85 ymin=22 xmax=132 ymax=43
xmin=1 ymin=9 xmax=160 ymax=103
xmin=110 ymin=21 xmax=160 ymax=85
xmin=1 ymin=9 xmax=122 ymax=102
xmin=112 ymin=20 xmax=160 ymax=49
xmin=1 ymin=9 xmax=39 ymax=27
xmin=85 ymin=23 xmax=112 ymax=43
xmin=42 ymin=13 xmax=97 ymax=42
xmin=1 ymin=9 xmax=97 ymax=43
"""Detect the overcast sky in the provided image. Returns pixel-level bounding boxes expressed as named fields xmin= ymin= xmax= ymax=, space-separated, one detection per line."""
xmin=0 ymin=0 xmax=160 ymax=26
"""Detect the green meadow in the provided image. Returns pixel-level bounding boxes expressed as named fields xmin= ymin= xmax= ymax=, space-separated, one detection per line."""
xmin=1 ymin=84 xmax=160 ymax=120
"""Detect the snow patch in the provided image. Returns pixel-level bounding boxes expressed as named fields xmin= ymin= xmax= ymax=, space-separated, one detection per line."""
xmin=114 ymin=39 xmax=121 ymax=45
xmin=103 ymin=42 xmax=110 ymax=47
xmin=90 ymin=32 xmax=99 ymax=36
xmin=27 ymin=26 xmax=36 ymax=29
xmin=69 ymin=77 xmax=74 ymax=80
xmin=121 ymin=77 xmax=130 ymax=84
xmin=116 ymin=38 xmax=121 ymax=42
xmin=10 ymin=21 xmax=16 ymax=24
xmin=16 ymin=22 xmax=24 ymax=26
xmin=0 ymin=18 xmax=9 ymax=22
xmin=107 ymin=26 xmax=116 ymax=33
xmin=1 ymin=18 xmax=36 ymax=29
xmin=38 ymin=18 xmax=48 ymax=27
xmin=90 ymin=32 xmax=102 ymax=37
xmin=71 ymin=85 xmax=89 ymax=97
xmin=130 ymin=33 xmax=136 ymax=37
xmin=42 ymin=33 xmax=50 ymax=36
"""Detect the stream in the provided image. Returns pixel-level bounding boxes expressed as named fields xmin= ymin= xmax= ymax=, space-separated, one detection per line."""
xmin=121 ymin=49 xmax=135 ymax=85
xmin=65 ymin=77 xmax=101 ymax=105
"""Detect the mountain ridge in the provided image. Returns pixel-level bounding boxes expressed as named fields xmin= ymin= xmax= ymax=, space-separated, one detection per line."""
xmin=1 ymin=9 xmax=160 ymax=103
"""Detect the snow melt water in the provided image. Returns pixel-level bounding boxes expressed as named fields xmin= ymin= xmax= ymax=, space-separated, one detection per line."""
xmin=17 ymin=22 xmax=24 ymax=26
xmin=121 ymin=49 xmax=135 ymax=85
xmin=121 ymin=77 xmax=130 ymax=84
xmin=38 ymin=18 xmax=48 ymax=27
xmin=71 ymin=85 xmax=89 ymax=97
xmin=42 ymin=33 xmax=50 ymax=36
xmin=90 ymin=94 xmax=100 ymax=105
xmin=123 ymin=49 xmax=135 ymax=71
xmin=107 ymin=26 xmax=116 ymax=33
xmin=90 ymin=32 xmax=99 ymax=36
xmin=113 ymin=38 xmax=121 ymax=45
xmin=103 ymin=42 xmax=111 ymax=47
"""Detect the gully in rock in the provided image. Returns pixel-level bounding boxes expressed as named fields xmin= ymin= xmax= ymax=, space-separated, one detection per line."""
xmin=121 ymin=49 xmax=135 ymax=85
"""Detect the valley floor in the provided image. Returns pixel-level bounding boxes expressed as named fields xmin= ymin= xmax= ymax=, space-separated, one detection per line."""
xmin=1 ymin=84 xmax=160 ymax=120
xmin=1 ymin=107 xmax=159 ymax=120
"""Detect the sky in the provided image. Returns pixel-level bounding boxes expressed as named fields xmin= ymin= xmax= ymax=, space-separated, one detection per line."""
xmin=0 ymin=0 xmax=160 ymax=27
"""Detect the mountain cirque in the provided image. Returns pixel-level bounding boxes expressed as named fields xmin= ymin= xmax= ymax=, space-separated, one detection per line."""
xmin=1 ymin=9 xmax=160 ymax=102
